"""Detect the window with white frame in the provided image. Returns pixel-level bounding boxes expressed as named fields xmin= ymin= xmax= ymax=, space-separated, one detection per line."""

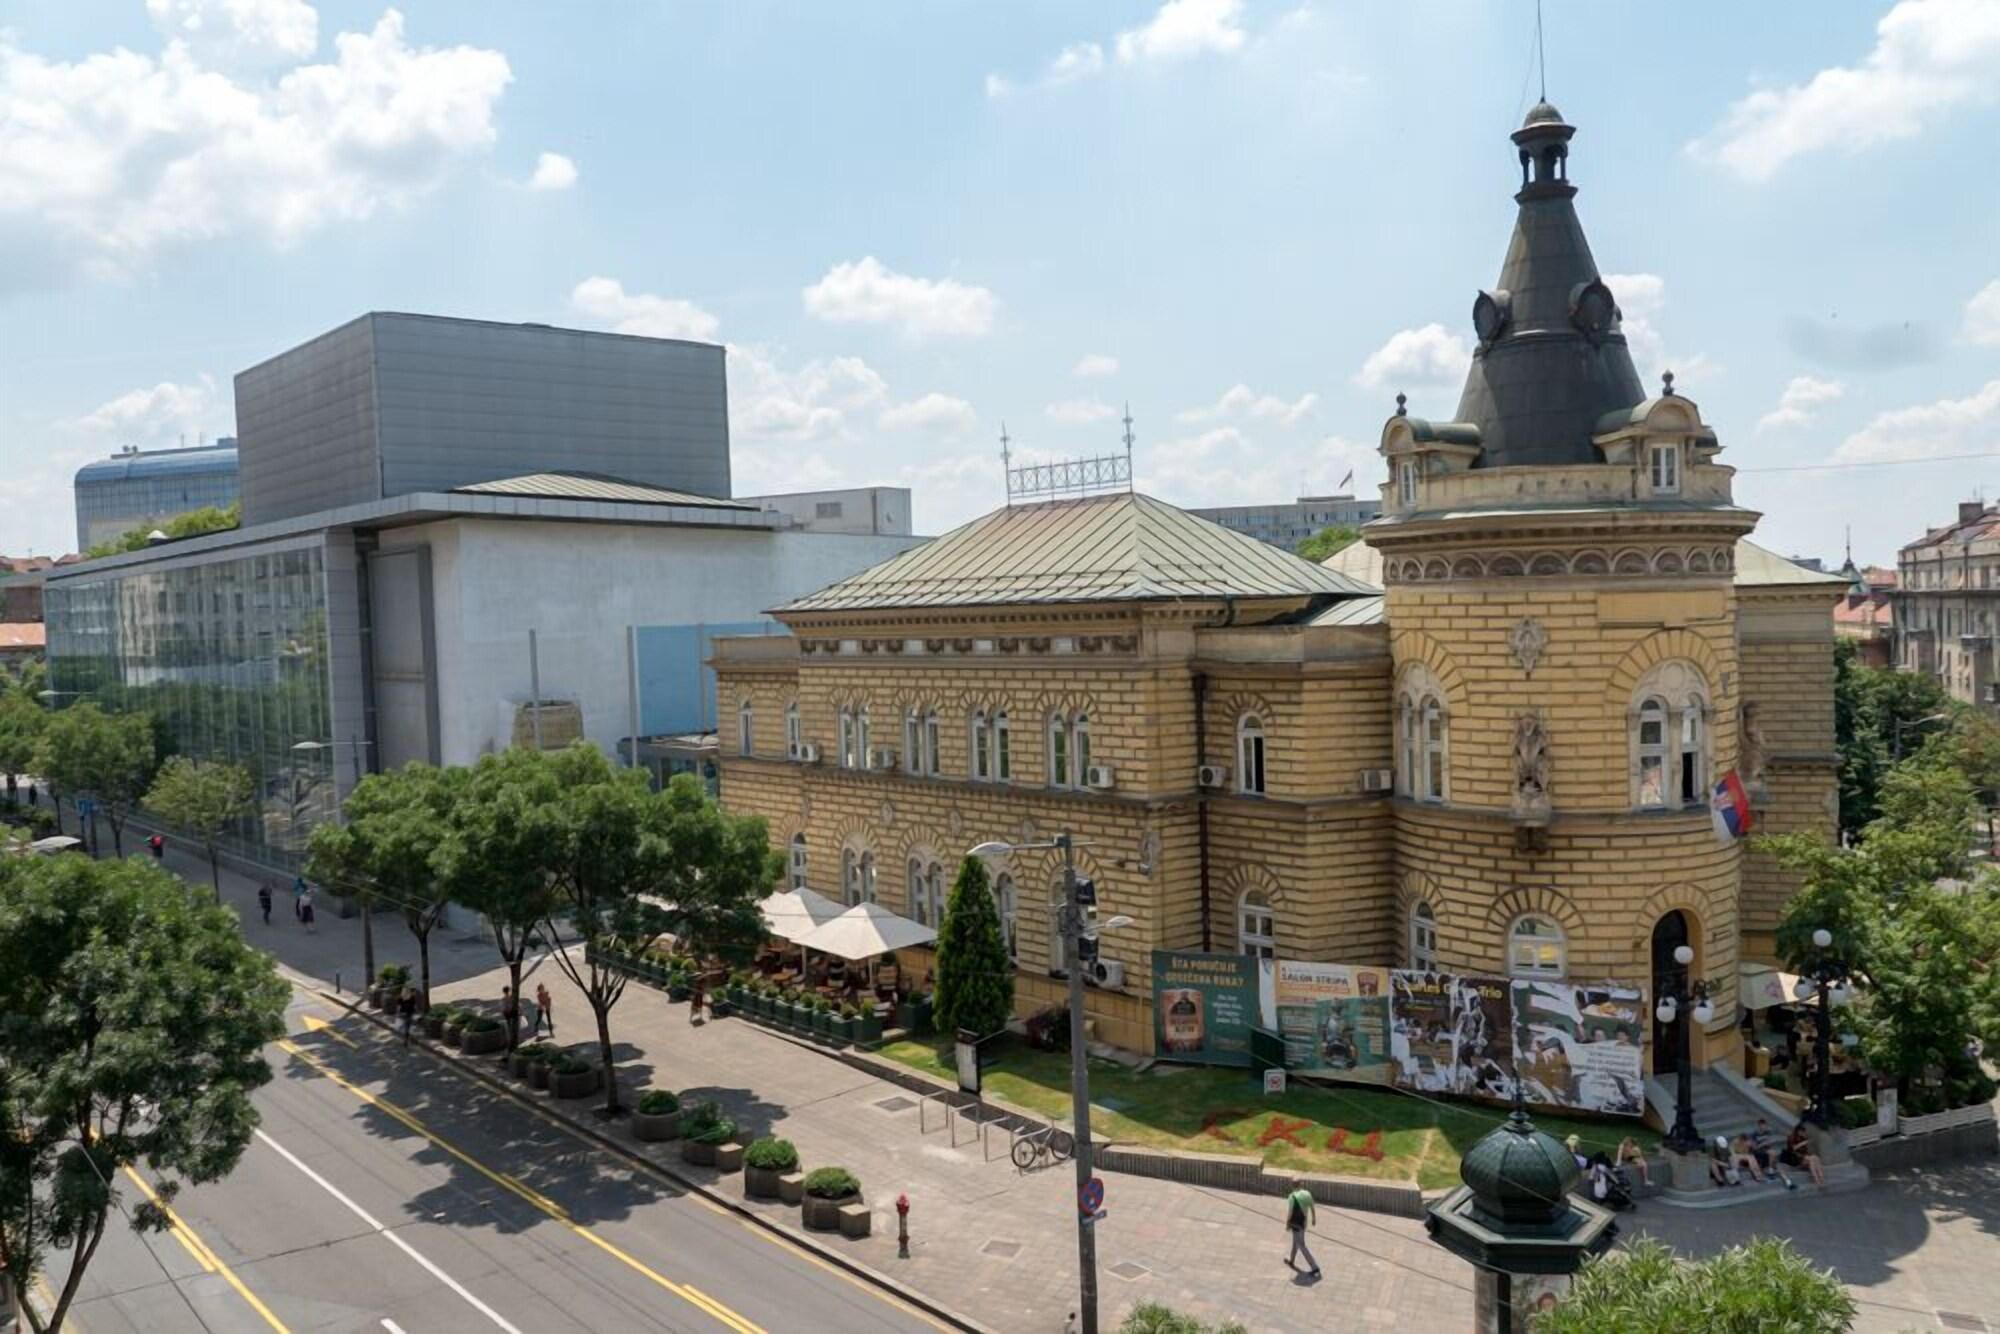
xmin=1236 ymin=715 xmax=1267 ymax=796
xmin=1629 ymin=661 xmax=1710 ymax=810
xmin=857 ymin=707 xmax=871 ymax=767
xmin=1649 ymin=442 xmax=1680 ymax=493
xmin=1422 ymin=698 xmax=1446 ymax=801
xmin=994 ymin=710 xmax=1011 ymax=781
xmin=842 ymin=847 xmax=860 ymax=903
xmin=1507 ymin=914 xmax=1566 ymax=979
xmin=1396 ymin=666 xmax=1449 ymax=802
xmin=838 ymin=707 xmax=856 ymax=770
xmin=923 ymin=710 xmax=940 ymax=776
xmin=1049 ymin=712 xmax=1072 ymax=789
xmin=904 ymin=707 xmax=928 ymax=776
xmin=737 ymin=698 xmax=754 ymax=757
xmin=860 ymin=851 xmax=876 ymax=904
xmin=1410 ymin=901 xmax=1437 ymax=971
xmin=993 ymin=873 xmax=1018 ymax=964
xmin=1237 ymin=891 xmax=1276 ymax=961
xmin=785 ymin=701 xmax=802 ymax=759
xmin=1398 ymin=697 xmax=1419 ymax=797
xmin=971 ymin=711 xmax=992 ymax=781
xmin=1075 ymin=713 xmax=1091 ymax=779
xmin=1398 ymin=458 xmax=1419 ymax=507
xmin=1048 ymin=893 xmax=1070 ymax=976
xmin=907 ymin=856 xmax=944 ymax=927
xmin=789 ymin=834 xmax=808 ymax=890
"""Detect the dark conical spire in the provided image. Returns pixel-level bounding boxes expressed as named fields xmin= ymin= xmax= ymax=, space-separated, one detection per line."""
xmin=1452 ymin=103 xmax=1647 ymax=469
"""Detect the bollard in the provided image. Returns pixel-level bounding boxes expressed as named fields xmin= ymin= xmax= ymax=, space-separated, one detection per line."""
xmin=895 ymin=1192 xmax=910 ymax=1259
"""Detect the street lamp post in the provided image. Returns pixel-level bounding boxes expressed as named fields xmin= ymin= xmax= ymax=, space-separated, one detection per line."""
xmin=1654 ymin=943 xmax=1716 ymax=1155
xmin=1798 ymin=927 xmax=1852 ymax=1127
xmin=1891 ymin=711 xmax=1951 ymax=761
xmin=970 ymin=833 xmax=1131 ymax=1334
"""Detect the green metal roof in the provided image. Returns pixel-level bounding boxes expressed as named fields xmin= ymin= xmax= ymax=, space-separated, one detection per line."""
xmin=779 ymin=491 xmax=1375 ymax=613
xmin=1323 ymin=537 xmax=1841 ymax=589
xmin=452 ymin=471 xmax=754 ymax=510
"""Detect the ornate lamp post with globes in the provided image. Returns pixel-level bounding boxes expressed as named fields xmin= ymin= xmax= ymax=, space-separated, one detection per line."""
xmin=1796 ymin=927 xmax=1854 ymax=1127
xmin=1654 ymin=942 xmax=1716 ymax=1154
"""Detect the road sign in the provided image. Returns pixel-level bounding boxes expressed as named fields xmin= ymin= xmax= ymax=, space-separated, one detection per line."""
xmin=1078 ymin=1177 xmax=1104 ymax=1215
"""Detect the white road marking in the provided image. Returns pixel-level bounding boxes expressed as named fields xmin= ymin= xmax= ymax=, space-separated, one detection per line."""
xmin=254 ymin=1128 xmax=524 ymax=1334
xmin=382 ymin=1322 xmax=409 ymax=1334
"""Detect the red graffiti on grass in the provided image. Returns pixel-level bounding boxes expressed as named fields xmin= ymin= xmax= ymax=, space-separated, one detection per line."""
xmin=1327 ymin=1127 xmax=1386 ymax=1161
xmin=1197 ymin=1109 xmax=1251 ymax=1143
xmin=1257 ymin=1116 xmax=1313 ymax=1149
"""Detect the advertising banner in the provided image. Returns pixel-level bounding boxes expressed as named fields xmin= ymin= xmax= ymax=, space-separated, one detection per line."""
xmin=1153 ymin=950 xmax=1257 ymax=1067
xmin=1510 ymin=979 xmax=1647 ymax=1116
xmin=1273 ymin=961 xmax=1393 ymax=1084
xmin=1389 ymin=971 xmax=1517 ymax=1097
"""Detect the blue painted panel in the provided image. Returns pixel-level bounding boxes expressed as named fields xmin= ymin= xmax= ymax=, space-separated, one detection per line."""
xmin=635 ymin=621 xmax=776 ymax=736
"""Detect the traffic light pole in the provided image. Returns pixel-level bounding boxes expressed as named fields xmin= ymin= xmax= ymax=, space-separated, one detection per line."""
xmin=1059 ymin=833 xmax=1099 ymax=1334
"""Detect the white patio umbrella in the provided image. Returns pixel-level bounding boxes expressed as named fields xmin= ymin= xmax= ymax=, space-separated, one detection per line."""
xmin=794 ymin=900 xmax=938 ymax=961
xmin=757 ymin=886 xmax=844 ymax=942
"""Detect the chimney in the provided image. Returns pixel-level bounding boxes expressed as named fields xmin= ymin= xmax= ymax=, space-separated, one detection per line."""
xmin=1961 ymin=500 xmax=1987 ymax=526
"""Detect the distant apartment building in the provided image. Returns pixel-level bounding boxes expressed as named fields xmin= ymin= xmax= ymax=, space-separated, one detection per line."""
xmin=739 ymin=487 xmax=913 ymax=536
xmin=74 ymin=440 xmax=239 ymax=548
xmin=1185 ymin=494 xmax=1382 ymax=551
xmin=1893 ymin=500 xmax=2000 ymax=706
xmin=1833 ymin=562 xmax=1896 ymax=669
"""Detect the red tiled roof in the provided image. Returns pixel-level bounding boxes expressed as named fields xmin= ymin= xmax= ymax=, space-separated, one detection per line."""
xmin=0 ymin=622 xmax=45 ymax=649
xmin=1832 ymin=598 xmax=1892 ymax=631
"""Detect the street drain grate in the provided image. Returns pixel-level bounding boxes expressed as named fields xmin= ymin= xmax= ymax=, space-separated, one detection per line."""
xmin=1110 ymin=1262 xmax=1149 ymax=1281
xmin=980 ymin=1239 xmax=1022 ymax=1259
xmin=1937 ymin=1315 xmax=1988 ymax=1333
xmin=873 ymin=1095 xmax=917 ymax=1113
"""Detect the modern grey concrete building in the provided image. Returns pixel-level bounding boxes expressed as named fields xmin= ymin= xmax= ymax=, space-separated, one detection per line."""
xmin=74 ymin=440 xmax=240 ymax=548
xmin=236 ymin=313 xmax=732 ymax=525
xmin=1185 ymin=494 xmax=1383 ymax=551
xmin=739 ymin=486 xmax=913 ymax=536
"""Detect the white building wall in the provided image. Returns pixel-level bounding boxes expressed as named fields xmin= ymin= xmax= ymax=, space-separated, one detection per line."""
xmin=375 ymin=518 xmax=917 ymax=764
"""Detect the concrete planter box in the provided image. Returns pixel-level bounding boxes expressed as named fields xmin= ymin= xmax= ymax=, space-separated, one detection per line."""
xmin=853 ymin=1010 xmax=884 ymax=1049
xmin=460 ymin=1025 xmax=507 ymax=1056
xmin=778 ymin=1172 xmax=806 ymax=1205
xmin=803 ymin=1193 xmax=860 ymax=1232
xmin=786 ymin=1003 xmax=812 ymax=1034
xmin=838 ymin=1204 xmax=872 ymax=1240
xmin=550 ymin=1066 xmax=600 ymax=1100
xmin=422 ymin=1012 xmax=448 ymax=1040
xmin=811 ymin=1010 xmax=835 ymax=1041
xmin=527 ymin=1059 xmax=552 ymax=1091
xmin=828 ymin=1015 xmax=856 ymax=1046
xmin=507 ymin=1048 xmax=538 ymax=1078
xmin=632 ymin=1109 xmax=680 ymax=1143
xmin=744 ymin=1165 xmax=785 ymax=1200
xmin=681 ymin=1137 xmax=724 ymax=1167
xmin=441 ymin=1017 xmax=469 ymax=1046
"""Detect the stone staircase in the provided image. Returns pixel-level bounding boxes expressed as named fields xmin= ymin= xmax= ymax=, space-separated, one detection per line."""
xmin=1641 ymin=1067 xmax=1871 ymax=1207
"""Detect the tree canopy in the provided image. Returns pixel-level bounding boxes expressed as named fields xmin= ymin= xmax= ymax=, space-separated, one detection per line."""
xmin=1532 ymin=1237 xmax=1855 ymax=1334
xmin=83 ymin=502 xmax=241 ymax=560
xmin=933 ymin=854 xmax=1014 ymax=1038
xmin=32 ymin=701 xmax=159 ymax=855
xmin=0 ymin=687 xmax=45 ymax=800
xmin=144 ymin=756 xmax=255 ymax=900
xmin=0 ymin=854 xmax=288 ymax=1334
xmin=1295 ymin=524 xmax=1362 ymax=563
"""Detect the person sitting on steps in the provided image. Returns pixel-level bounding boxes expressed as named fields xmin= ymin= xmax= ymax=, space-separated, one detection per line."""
xmin=1780 ymin=1121 xmax=1827 ymax=1188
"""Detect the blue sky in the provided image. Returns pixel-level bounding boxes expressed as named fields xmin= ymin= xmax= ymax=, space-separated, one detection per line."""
xmin=3 ymin=0 xmax=1997 ymax=566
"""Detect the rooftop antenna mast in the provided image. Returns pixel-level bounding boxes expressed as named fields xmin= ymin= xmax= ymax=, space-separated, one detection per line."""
xmin=1536 ymin=0 xmax=1547 ymax=101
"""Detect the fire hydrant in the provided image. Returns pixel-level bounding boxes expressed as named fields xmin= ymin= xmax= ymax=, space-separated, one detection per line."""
xmin=895 ymin=1193 xmax=911 ymax=1258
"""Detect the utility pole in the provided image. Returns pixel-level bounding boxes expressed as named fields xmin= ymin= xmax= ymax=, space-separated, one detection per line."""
xmin=1058 ymin=833 xmax=1099 ymax=1334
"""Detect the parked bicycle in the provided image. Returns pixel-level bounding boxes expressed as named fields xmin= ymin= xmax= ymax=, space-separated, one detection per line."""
xmin=1011 ymin=1123 xmax=1074 ymax=1172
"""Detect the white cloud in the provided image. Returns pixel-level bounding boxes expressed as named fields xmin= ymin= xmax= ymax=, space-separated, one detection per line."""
xmin=1116 ymin=0 xmax=1247 ymax=64
xmin=1756 ymin=376 xmax=1845 ymax=433
xmin=0 ymin=9 xmax=512 ymax=278
xmin=1690 ymin=0 xmax=2000 ymax=182
xmin=1178 ymin=384 xmax=1317 ymax=427
xmin=65 ymin=376 xmax=225 ymax=444
xmin=728 ymin=345 xmax=890 ymax=444
xmin=1073 ymin=353 xmax=1119 ymax=378
xmin=1353 ymin=323 xmax=1470 ymax=390
xmin=983 ymin=72 xmax=1012 ymax=99
xmin=528 ymin=151 xmax=577 ymax=191
xmin=1964 ymin=280 xmax=2000 ymax=347
xmin=146 ymin=0 xmax=318 ymax=65
xmin=1047 ymin=42 xmax=1106 ymax=84
xmin=879 ymin=392 xmax=976 ymax=437
xmin=1138 ymin=426 xmax=1375 ymax=511
xmin=1046 ymin=398 xmax=1118 ymax=425
xmin=569 ymin=276 xmax=719 ymax=342
xmin=1834 ymin=379 xmax=2000 ymax=463
xmin=802 ymin=257 xmax=996 ymax=339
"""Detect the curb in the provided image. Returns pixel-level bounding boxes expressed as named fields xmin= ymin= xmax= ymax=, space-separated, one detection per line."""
xmin=311 ymin=989 xmax=992 ymax=1334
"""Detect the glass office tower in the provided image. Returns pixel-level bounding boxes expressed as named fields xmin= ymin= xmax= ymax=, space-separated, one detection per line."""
xmin=44 ymin=542 xmax=336 ymax=864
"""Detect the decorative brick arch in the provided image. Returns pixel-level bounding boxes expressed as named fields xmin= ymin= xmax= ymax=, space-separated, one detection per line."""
xmin=1394 ymin=869 xmax=1442 ymax=916
xmin=1630 ymin=882 xmax=1717 ymax=962
xmin=1029 ymin=688 xmax=1100 ymax=718
xmin=1389 ymin=629 xmax=1469 ymax=714
xmin=1215 ymin=689 xmax=1277 ymax=726
xmin=1603 ymin=628 xmax=1727 ymax=711
xmin=1219 ymin=862 xmax=1287 ymax=912
xmin=1482 ymin=884 xmax=1584 ymax=941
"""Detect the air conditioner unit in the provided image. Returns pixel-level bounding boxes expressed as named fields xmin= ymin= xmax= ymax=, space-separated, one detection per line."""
xmin=796 ymin=742 xmax=819 ymax=764
xmin=1085 ymin=764 xmax=1116 ymax=790
xmin=1087 ymin=958 xmax=1127 ymax=990
xmin=1357 ymin=768 xmax=1394 ymax=793
xmin=1196 ymin=764 xmax=1228 ymax=789
xmin=869 ymin=747 xmax=899 ymax=771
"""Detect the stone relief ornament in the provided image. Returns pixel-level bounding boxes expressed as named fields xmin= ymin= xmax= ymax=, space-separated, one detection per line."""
xmin=1508 ymin=617 xmax=1549 ymax=676
xmin=1511 ymin=712 xmax=1552 ymax=823
xmin=879 ymin=799 xmax=896 ymax=828
xmin=1740 ymin=702 xmax=1768 ymax=794
xmin=947 ymin=806 xmax=964 ymax=838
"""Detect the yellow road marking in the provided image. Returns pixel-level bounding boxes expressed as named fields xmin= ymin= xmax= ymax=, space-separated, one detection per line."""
xmin=278 ymin=1038 xmax=764 ymax=1334
xmin=298 ymin=1013 xmax=356 ymax=1048
xmin=120 ymin=1166 xmax=291 ymax=1333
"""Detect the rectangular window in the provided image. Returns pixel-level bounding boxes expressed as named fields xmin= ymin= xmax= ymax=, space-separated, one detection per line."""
xmin=995 ymin=716 xmax=1011 ymax=781
xmin=1050 ymin=721 xmax=1070 ymax=788
xmin=1649 ymin=444 xmax=1680 ymax=493
xmin=924 ymin=713 xmax=940 ymax=775
xmin=815 ymin=501 xmax=843 ymax=519
xmin=1398 ymin=459 xmax=1418 ymax=506
xmin=971 ymin=716 xmax=990 ymax=781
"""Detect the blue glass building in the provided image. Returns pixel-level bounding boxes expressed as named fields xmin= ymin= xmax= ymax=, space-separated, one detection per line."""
xmin=74 ymin=440 xmax=240 ymax=549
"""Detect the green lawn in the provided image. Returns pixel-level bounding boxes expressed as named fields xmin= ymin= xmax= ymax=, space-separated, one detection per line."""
xmin=881 ymin=1038 xmax=1657 ymax=1192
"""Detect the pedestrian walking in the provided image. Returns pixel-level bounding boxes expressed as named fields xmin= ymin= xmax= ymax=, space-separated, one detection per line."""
xmin=147 ymin=833 xmax=165 ymax=861
xmin=535 ymin=982 xmax=554 ymax=1039
xmin=688 ymin=972 xmax=706 ymax=1024
xmin=300 ymin=886 xmax=316 ymax=933
xmin=501 ymin=986 xmax=521 ymax=1043
xmin=397 ymin=986 xmax=417 ymax=1047
xmin=292 ymin=874 xmax=307 ymax=921
xmin=1283 ymin=1180 xmax=1322 ymax=1279
xmin=26 ymin=781 xmax=36 ymax=807
xmin=257 ymin=883 xmax=273 ymax=925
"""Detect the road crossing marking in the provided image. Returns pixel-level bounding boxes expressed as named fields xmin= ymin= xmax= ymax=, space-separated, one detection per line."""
xmin=277 ymin=1037 xmax=764 ymax=1334
xmin=119 ymin=1165 xmax=292 ymax=1333
xmin=255 ymin=1127 xmax=524 ymax=1334
xmin=300 ymin=1012 xmax=357 ymax=1047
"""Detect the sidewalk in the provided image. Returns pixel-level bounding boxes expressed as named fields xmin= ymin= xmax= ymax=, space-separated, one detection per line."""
xmin=423 ymin=959 xmax=1474 ymax=1333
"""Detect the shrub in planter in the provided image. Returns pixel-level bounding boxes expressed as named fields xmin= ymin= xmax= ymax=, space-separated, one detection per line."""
xmin=678 ymin=1102 xmax=738 ymax=1166
xmin=667 ymin=970 xmax=693 ymax=1002
xmin=441 ymin=1008 xmax=472 ymax=1045
xmin=852 ymin=1004 xmax=884 ymax=1048
xmin=811 ymin=996 xmax=837 ymax=1041
xmin=785 ymin=991 xmax=812 ymax=1033
xmin=801 ymin=1167 xmax=861 ymax=1232
xmin=511 ymin=1040 xmax=555 ymax=1079
xmin=742 ymin=1137 xmax=799 ymax=1200
xmin=1838 ymin=1095 xmax=1878 ymax=1130
xmin=422 ymin=1005 xmax=454 ymax=1040
xmin=829 ymin=1003 xmax=858 ymax=1045
xmin=525 ymin=1045 xmax=559 ymax=1090
xmin=632 ymin=1089 xmax=682 ymax=1143
xmin=549 ymin=1051 xmax=600 ymax=1100
xmin=460 ymin=1015 xmax=507 ymax=1056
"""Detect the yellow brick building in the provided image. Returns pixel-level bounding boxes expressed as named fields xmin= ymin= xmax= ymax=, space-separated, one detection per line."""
xmin=712 ymin=102 xmax=1843 ymax=1072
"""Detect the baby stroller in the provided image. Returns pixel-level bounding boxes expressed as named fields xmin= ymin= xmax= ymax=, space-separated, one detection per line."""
xmin=1585 ymin=1152 xmax=1635 ymax=1211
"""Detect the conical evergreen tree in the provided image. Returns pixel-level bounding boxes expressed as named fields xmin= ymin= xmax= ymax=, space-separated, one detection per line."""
xmin=933 ymin=854 xmax=1014 ymax=1038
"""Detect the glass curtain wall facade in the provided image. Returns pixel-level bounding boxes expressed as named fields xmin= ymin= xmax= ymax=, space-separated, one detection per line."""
xmin=45 ymin=542 xmax=336 ymax=865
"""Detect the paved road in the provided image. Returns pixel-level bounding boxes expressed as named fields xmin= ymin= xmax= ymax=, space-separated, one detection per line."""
xmin=48 ymin=982 xmax=945 ymax=1334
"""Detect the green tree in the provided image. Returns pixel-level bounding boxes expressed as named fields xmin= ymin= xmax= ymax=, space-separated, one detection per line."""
xmin=0 ymin=687 xmax=46 ymax=806
xmin=648 ymin=771 xmax=779 ymax=974
xmin=933 ymin=854 xmax=1014 ymax=1038
xmin=1119 ymin=1304 xmax=1247 ymax=1334
xmin=82 ymin=502 xmax=241 ymax=559
xmin=1831 ymin=639 xmax=1955 ymax=838
xmin=1531 ymin=1237 xmax=1855 ymax=1333
xmin=1295 ymin=524 xmax=1362 ymax=563
xmin=143 ymin=756 xmax=254 ymax=902
xmin=0 ymin=854 xmax=288 ymax=1334
xmin=32 ymin=702 xmax=158 ymax=856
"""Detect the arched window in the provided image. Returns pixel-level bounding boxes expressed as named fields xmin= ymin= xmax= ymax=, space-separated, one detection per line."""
xmin=970 ymin=711 xmax=992 ymax=781
xmin=993 ymin=873 xmax=1018 ymax=964
xmin=1237 ymin=891 xmax=1275 ymax=960
xmin=1049 ymin=712 xmax=1072 ymax=789
xmin=993 ymin=710 xmax=1011 ymax=782
xmin=1398 ymin=697 xmax=1418 ymax=797
xmin=789 ymin=834 xmax=808 ymax=890
xmin=838 ymin=707 xmax=856 ymax=770
xmin=1421 ymin=698 xmax=1446 ymax=801
xmin=1629 ymin=662 xmax=1710 ymax=809
xmin=1507 ymin=914 xmax=1566 ymax=979
xmin=784 ymin=701 xmax=802 ymax=760
xmin=1410 ymin=901 xmax=1437 ymax=971
xmin=1048 ymin=711 xmax=1093 ymax=790
xmin=859 ymin=851 xmax=877 ymax=904
xmin=842 ymin=847 xmax=859 ymax=903
xmin=1075 ymin=714 xmax=1091 ymax=779
xmin=923 ymin=710 xmax=940 ymax=776
xmin=906 ymin=856 xmax=944 ymax=927
xmin=1236 ymin=715 xmax=1267 ymax=796
xmin=738 ymin=698 xmax=754 ymax=757
xmin=1396 ymin=665 xmax=1449 ymax=802
xmin=857 ymin=707 xmax=871 ymax=769
xmin=904 ymin=707 xmax=926 ymax=776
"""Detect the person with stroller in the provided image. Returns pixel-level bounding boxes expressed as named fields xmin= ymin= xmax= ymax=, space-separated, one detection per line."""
xmin=1584 ymin=1150 xmax=1634 ymax=1211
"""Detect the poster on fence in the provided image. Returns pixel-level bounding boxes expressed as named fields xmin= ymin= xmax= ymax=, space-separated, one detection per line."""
xmin=1510 ymin=979 xmax=1647 ymax=1116
xmin=1273 ymin=961 xmax=1393 ymax=1084
xmin=1153 ymin=950 xmax=1257 ymax=1067
xmin=1389 ymin=971 xmax=1517 ymax=1097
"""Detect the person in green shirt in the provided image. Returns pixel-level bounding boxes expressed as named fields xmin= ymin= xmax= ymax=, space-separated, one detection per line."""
xmin=1283 ymin=1181 xmax=1321 ymax=1278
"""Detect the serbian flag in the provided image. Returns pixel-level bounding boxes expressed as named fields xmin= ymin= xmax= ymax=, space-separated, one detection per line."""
xmin=1711 ymin=771 xmax=1753 ymax=842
